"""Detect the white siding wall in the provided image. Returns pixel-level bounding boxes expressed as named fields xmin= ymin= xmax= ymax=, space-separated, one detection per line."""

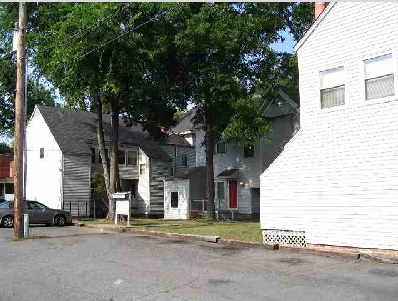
xmin=164 ymin=179 xmax=190 ymax=219
xmin=26 ymin=108 xmax=63 ymax=209
xmin=261 ymin=2 xmax=398 ymax=250
xmin=137 ymin=149 xmax=150 ymax=214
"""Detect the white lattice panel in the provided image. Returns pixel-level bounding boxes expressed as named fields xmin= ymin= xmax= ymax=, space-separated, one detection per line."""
xmin=262 ymin=230 xmax=307 ymax=247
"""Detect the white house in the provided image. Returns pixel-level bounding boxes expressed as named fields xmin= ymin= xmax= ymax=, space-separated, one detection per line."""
xmin=26 ymin=105 xmax=195 ymax=217
xmin=260 ymin=2 xmax=398 ymax=250
xmin=164 ymin=97 xmax=299 ymax=220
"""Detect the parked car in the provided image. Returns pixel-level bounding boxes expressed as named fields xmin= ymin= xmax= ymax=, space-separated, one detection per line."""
xmin=0 ymin=198 xmax=6 ymax=205
xmin=0 ymin=200 xmax=72 ymax=228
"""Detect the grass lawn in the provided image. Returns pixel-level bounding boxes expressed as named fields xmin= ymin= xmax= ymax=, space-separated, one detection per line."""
xmin=85 ymin=218 xmax=262 ymax=242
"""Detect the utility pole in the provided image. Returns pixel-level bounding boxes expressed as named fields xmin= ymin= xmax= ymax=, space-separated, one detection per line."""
xmin=14 ymin=2 xmax=27 ymax=239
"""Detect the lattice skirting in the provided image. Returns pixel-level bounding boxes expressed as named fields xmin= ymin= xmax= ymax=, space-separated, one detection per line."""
xmin=262 ymin=229 xmax=307 ymax=247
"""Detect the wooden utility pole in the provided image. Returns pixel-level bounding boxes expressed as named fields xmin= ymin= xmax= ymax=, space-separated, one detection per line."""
xmin=14 ymin=2 xmax=27 ymax=239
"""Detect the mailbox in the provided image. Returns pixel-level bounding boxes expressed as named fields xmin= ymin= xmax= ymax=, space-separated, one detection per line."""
xmin=113 ymin=192 xmax=131 ymax=226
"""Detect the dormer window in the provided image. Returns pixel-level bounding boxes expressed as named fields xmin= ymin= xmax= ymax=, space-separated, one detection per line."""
xmin=320 ymin=66 xmax=345 ymax=109
xmin=364 ymin=54 xmax=395 ymax=100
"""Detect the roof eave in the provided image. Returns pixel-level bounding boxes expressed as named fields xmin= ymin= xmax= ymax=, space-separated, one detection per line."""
xmin=293 ymin=2 xmax=336 ymax=52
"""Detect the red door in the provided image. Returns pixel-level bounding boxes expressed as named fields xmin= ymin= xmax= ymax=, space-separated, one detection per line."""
xmin=229 ymin=181 xmax=237 ymax=209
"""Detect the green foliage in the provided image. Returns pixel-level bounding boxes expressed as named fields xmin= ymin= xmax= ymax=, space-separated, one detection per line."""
xmin=91 ymin=172 xmax=106 ymax=194
xmin=223 ymin=96 xmax=271 ymax=147
xmin=0 ymin=142 xmax=12 ymax=154
xmin=0 ymin=3 xmax=56 ymax=137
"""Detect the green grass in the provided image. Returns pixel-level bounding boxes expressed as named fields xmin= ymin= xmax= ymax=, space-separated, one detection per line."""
xmin=86 ymin=218 xmax=262 ymax=242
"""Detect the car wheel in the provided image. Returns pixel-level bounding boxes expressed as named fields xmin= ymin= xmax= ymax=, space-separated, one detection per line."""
xmin=2 ymin=216 xmax=14 ymax=228
xmin=55 ymin=215 xmax=66 ymax=227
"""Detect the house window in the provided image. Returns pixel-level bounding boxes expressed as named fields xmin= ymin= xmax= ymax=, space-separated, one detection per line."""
xmin=118 ymin=150 xmax=126 ymax=165
xmin=181 ymin=154 xmax=188 ymax=167
xmin=5 ymin=183 xmax=13 ymax=194
xmin=364 ymin=54 xmax=395 ymax=100
xmin=127 ymin=150 xmax=138 ymax=166
xmin=39 ymin=148 xmax=44 ymax=159
xmin=244 ymin=145 xmax=254 ymax=158
xmin=320 ymin=66 xmax=345 ymax=109
xmin=90 ymin=148 xmax=96 ymax=163
xmin=171 ymin=191 xmax=178 ymax=208
xmin=216 ymin=142 xmax=226 ymax=154
xmin=140 ymin=163 xmax=146 ymax=175
xmin=217 ymin=182 xmax=225 ymax=201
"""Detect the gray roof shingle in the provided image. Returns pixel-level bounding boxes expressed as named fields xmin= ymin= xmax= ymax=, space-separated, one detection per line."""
xmin=37 ymin=105 xmax=171 ymax=161
xmin=170 ymin=108 xmax=197 ymax=134
xmin=165 ymin=166 xmax=207 ymax=181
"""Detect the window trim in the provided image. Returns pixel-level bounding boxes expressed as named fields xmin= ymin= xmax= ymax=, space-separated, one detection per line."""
xmin=127 ymin=149 xmax=138 ymax=167
xmin=181 ymin=154 xmax=188 ymax=167
xmin=318 ymin=65 xmax=347 ymax=112
xmin=139 ymin=163 xmax=146 ymax=175
xmin=244 ymin=145 xmax=255 ymax=158
xmin=216 ymin=142 xmax=227 ymax=154
xmin=117 ymin=149 xmax=126 ymax=166
xmin=39 ymin=147 xmax=44 ymax=159
xmin=360 ymin=50 xmax=398 ymax=104
xmin=217 ymin=181 xmax=225 ymax=201
xmin=170 ymin=191 xmax=178 ymax=208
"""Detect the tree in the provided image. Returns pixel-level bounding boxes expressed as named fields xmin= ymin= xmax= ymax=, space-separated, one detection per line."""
xmin=28 ymin=3 xmax=189 ymax=219
xmin=0 ymin=142 xmax=12 ymax=154
xmin=0 ymin=4 xmax=55 ymax=137
xmin=175 ymin=3 xmax=304 ymax=219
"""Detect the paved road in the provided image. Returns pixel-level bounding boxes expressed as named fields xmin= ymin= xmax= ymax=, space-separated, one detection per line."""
xmin=0 ymin=226 xmax=397 ymax=301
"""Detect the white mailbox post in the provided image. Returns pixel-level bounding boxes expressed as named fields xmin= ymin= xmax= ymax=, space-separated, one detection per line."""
xmin=113 ymin=192 xmax=131 ymax=226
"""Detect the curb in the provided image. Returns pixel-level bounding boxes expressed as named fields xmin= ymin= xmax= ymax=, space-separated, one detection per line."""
xmin=219 ymin=238 xmax=279 ymax=250
xmin=85 ymin=224 xmax=220 ymax=243
xmin=279 ymin=245 xmax=361 ymax=261
xmin=71 ymin=222 xmax=85 ymax=227
xmin=83 ymin=224 xmax=396 ymax=264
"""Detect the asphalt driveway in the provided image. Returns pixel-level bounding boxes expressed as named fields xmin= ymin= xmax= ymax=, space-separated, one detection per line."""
xmin=0 ymin=226 xmax=397 ymax=301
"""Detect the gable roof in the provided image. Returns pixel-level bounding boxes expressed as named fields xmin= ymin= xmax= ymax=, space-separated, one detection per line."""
xmin=165 ymin=134 xmax=192 ymax=147
xmin=170 ymin=108 xmax=197 ymax=134
xmin=36 ymin=105 xmax=171 ymax=161
xmin=165 ymin=166 xmax=206 ymax=181
xmin=294 ymin=2 xmax=336 ymax=52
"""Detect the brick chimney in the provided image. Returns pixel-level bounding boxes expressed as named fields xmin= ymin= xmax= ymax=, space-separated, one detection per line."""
xmin=315 ymin=2 xmax=326 ymax=19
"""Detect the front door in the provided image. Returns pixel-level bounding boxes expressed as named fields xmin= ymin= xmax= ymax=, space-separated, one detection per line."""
xmin=229 ymin=181 xmax=237 ymax=209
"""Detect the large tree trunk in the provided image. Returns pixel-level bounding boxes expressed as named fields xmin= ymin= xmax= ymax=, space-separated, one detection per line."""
xmin=107 ymin=99 xmax=119 ymax=220
xmin=94 ymin=93 xmax=113 ymax=218
xmin=205 ymin=130 xmax=215 ymax=220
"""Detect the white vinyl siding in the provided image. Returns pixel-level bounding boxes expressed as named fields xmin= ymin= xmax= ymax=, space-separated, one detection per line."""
xmin=320 ymin=66 xmax=345 ymax=109
xmin=164 ymin=179 xmax=189 ymax=219
xmin=364 ymin=54 xmax=395 ymax=100
xmin=26 ymin=108 xmax=63 ymax=210
xmin=261 ymin=2 xmax=398 ymax=250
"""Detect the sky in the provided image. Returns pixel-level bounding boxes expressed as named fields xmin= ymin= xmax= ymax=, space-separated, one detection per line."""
xmin=0 ymin=31 xmax=296 ymax=145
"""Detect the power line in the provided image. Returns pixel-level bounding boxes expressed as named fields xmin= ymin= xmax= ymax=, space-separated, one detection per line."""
xmin=77 ymin=5 xmax=178 ymax=61
xmin=42 ymin=3 xmax=132 ymax=54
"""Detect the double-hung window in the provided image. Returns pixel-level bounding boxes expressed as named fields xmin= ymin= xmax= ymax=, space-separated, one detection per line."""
xmin=117 ymin=150 xmax=126 ymax=165
xmin=364 ymin=54 xmax=395 ymax=101
xmin=320 ymin=66 xmax=345 ymax=109
xmin=216 ymin=142 xmax=226 ymax=154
